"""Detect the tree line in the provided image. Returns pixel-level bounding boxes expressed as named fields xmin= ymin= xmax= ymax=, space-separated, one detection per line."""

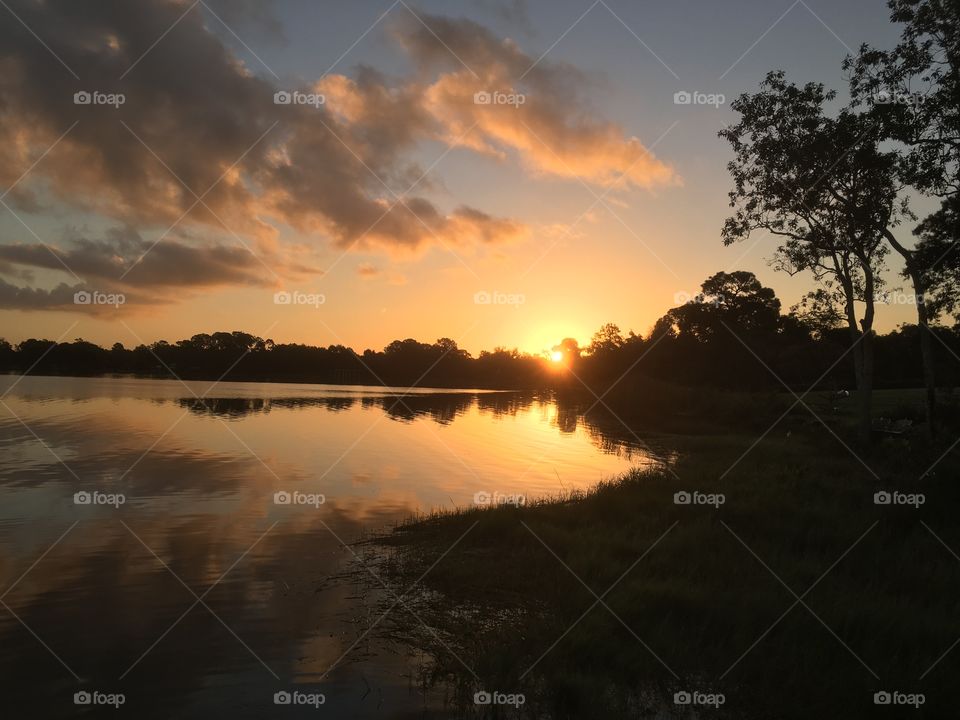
xmin=2 ymin=270 xmax=958 ymax=399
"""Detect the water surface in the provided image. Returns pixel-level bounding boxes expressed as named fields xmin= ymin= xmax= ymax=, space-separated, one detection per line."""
xmin=0 ymin=375 xmax=664 ymax=718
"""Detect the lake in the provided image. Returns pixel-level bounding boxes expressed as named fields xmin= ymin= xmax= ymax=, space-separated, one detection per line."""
xmin=0 ymin=375 xmax=666 ymax=718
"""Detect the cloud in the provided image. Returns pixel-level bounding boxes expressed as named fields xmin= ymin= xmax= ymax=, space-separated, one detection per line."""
xmin=0 ymin=226 xmax=323 ymax=310
xmin=0 ymin=231 xmax=273 ymax=288
xmin=0 ymin=277 xmax=149 ymax=313
xmin=357 ymin=263 xmax=380 ymax=278
xmin=0 ymin=0 xmax=677 ymax=310
xmin=0 ymin=0 xmax=524 ymax=255
xmin=392 ymin=12 xmax=679 ymax=188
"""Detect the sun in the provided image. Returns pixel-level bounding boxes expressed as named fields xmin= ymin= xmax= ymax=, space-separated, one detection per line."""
xmin=550 ymin=350 xmax=564 ymax=363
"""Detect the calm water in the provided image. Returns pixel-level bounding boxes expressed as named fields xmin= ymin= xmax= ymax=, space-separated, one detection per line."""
xmin=0 ymin=375 xmax=664 ymax=718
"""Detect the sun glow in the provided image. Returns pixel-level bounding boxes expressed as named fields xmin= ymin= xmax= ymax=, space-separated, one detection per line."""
xmin=550 ymin=350 xmax=564 ymax=362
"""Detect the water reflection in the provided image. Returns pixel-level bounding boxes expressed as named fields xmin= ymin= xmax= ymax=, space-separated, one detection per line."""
xmin=0 ymin=376 xmax=669 ymax=718
xmin=174 ymin=391 xmax=663 ymax=462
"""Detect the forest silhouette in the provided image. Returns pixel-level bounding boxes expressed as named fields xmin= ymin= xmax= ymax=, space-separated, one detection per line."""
xmin=4 ymin=271 xmax=959 ymax=400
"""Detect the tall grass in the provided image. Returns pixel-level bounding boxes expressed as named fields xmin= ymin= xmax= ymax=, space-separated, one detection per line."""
xmin=366 ymin=424 xmax=960 ymax=719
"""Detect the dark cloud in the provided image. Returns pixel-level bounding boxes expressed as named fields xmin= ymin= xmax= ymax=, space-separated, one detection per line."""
xmin=0 ymin=231 xmax=268 ymax=288
xmin=0 ymin=0 xmax=524 ymax=256
xmin=0 ymin=277 xmax=148 ymax=312
xmin=0 ymin=0 xmax=675 ymax=311
xmin=0 ymin=226 xmax=322 ymax=310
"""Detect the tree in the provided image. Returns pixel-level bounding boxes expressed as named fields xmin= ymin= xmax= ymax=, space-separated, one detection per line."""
xmin=846 ymin=0 xmax=960 ymax=198
xmin=915 ymin=196 xmax=960 ymax=316
xmin=791 ymin=289 xmax=844 ymax=340
xmin=661 ymin=271 xmax=781 ymax=342
xmin=846 ymin=0 xmax=960 ymax=436
xmin=588 ymin=323 xmax=625 ymax=356
xmin=720 ymin=72 xmax=901 ymax=441
xmin=0 ymin=339 xmax=13 ymax=364
xmin=552 ymin=338 xmax=581 ymax=366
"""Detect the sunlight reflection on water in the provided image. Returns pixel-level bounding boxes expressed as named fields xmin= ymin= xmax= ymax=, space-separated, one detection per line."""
xmin=0 ymin=375 xmax=667 ymax=718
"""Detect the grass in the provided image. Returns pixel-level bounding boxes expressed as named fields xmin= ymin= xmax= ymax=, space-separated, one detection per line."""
xmin=363 ymin=395 xmax=960 ymax=719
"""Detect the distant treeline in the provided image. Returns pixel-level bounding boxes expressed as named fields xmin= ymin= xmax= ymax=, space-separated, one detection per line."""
xmin=2 ymin=271 xmax=959 ymax=392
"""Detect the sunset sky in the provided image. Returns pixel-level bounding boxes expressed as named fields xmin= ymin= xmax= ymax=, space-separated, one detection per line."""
xmin=0 ymin=0 xmax=917 ymax=356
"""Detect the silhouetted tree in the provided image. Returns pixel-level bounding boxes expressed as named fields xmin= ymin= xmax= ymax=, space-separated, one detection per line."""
xmin=667 ymin=271 xmax=782 ymax=341
xmin=792 ymin=289 xmax=845 ymax=340
xmin=720 ymin=72 xmax=901 ymax=441
xmin=846 ymin=0 xmax=960 ymax=435
xmin=588 ymin=323 xmax=626 ymax=356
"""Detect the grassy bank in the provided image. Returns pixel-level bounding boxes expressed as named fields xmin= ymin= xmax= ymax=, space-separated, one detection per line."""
xmin=366 ymin=412 xmax=960 ymax=719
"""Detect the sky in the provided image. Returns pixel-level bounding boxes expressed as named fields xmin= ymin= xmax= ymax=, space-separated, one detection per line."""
xmin=0 ymin=0 xmax=920 ymax=356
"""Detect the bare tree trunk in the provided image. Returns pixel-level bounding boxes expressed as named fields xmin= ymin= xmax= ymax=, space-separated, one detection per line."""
xmin=858 ymin=257 xmax=877 ymax=445
xmin=836 ymin=252 xmax=874 ymax=444
xmin=859 ymin=328 xmax=874 ymax=444
xmin=917 ymin=296 xmax=937 ymax=440
xmin=841 ymin=281 xmax=870 ymax=444
xmin=883 ymin=229 xmax=937 ymax=439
